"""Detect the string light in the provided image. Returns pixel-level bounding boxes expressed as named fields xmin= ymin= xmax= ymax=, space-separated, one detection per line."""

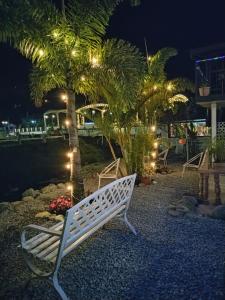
xmin=151 ymin=125 xmax=156 ymax=132
xmin=153 ymin=141 xmax=158 ymax=149
xmin=150 ymin=162 xmax=156 ymax=168
xmin=80 ymin=75 xmax=86 ymax=81
xmin=167 ymin=83 xmax=173 ymax=91
xmin=61 ymin=93 xmax=68 ymax=102
xmin=67 ymin=184 xmax=72 ymax=191
xmin=147 ymin=55 xmax=152 ymax=61
xmin=67 ymin=152 xmax=72 ymax=158
xmin=38 ymin=49 xmax=44 ymax=57
xmin=153 ymin=85 xmax=158 ymax=91
xmin=71 ymin=50 xmax=76 ymax=57
xmin=91 ymin=56 xmax=99 ymax=67
xmin=151 ymin=151 xmax=157 ymax=159
xmin=66 ymin=163 xmax=70 ymax=170
xmin=65 ymin=119 xmax=70 ymax=127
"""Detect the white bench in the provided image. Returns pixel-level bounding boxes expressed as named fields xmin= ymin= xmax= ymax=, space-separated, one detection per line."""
xmin=20 ymin=174 xmax=137 ymax=300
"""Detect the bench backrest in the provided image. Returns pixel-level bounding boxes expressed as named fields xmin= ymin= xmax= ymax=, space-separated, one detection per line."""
xmin=55 ymin=174 xmax=136 ymax=266
xmin=100 ymin=158 xmax=120 ymax=176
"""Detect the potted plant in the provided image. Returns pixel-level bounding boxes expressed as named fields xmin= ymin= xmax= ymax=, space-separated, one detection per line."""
xmin=199 ymin=81 xmax=210 ymax=96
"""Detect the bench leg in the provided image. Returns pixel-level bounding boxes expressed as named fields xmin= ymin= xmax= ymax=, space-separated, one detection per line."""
xmin=124 ymin=213 xmax=137 ymax=235
xmin=52 ymin=274 xmax=68 ymax=300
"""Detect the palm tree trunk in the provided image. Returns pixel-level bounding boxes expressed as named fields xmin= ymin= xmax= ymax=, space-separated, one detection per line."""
xmin=66 ymin=90 xmax=84 ymax=204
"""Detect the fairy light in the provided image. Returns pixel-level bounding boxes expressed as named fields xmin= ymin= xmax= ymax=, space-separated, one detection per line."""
xmin=153 ymin=141 xmax=158 ymax=149
xmin=151 ymin=151 xmax=157 ymax=159
xmin=150 ymin=162 xmax=156 ymax=168
xmin=80 ymin=75 xmax=86 ymax=81
xmin=65 ymin=119 xmax=70 ymax=127
xmin=91 ymin=56 xmax=99 ymax=67
xmin=66 ymin=163 xmax=70 ymax=170
xmin=153 ymin=85 xmax=158 ymax=91
xmin=71 ymin=50 xmax=76 ymax=57
xmin=61 ymin=93 xmax=68 ymax=102
xmin=147 ymin=55 xmax=152 ymax=61
xmin=167 ymin=83 xmax=173 ymax=91
xmin=67 ymin=184 xmax=72 ymax=191
xmin=151 ymin=125 xmax=156 ymax=132
xmin=38 ymin=49 xmax=44 ymax=57
xmin=67 ymin=152 xmax=72 ymax=158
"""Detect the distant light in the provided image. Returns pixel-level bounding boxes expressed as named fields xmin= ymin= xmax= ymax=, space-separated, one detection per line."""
xmin=65 ymin=119 xmax=70 ymax=127
xmin=66 ymin=163 xmax=70 ymax=170
xmin=1 ymin=121 xmax=8 ymax=125
xmin=61 ymin=93 xmax=68 ymax=102
xmin=71 ymin=50 xmax=76 ymax=57
xmin=151 ymin=125 xmax=156 ymax=132
xmin=67 ymin=184 xmax=72 ymax=191
xmin=151 ymin=151 xmax=157 ymax=159
xmin=67 ymin=152 xmax=72 ymax=158
xmin=38 ymin=49 xmax=44 ymax=57
xmin=167 ymin=83 xmax=173 ymax=91
xmin=147 ymin=55 xmax=152 ymax=61
xmin=153 ymin=141 xmax=158 ymax=149
xmin=80 ymin=75 xmax=86 ymax=81
xmin=153 ymin=85 xmax=158 ymax=91
xmin=92 ymin=110 xmax=95 ymax=115
xmin=91 ymin=56 xmax=99 ymax=67
xmin=150 ymin=162 xmax=156 ymax=168
xmin=52 ymin=30 xmax=59 ymax=38
xmin=52 ymin=115 xmax=56 ymax=118
xmin=31 ymin=120 xmax=36 ymax=124
xmin=44 ymin=115 xmax=49 ymax=119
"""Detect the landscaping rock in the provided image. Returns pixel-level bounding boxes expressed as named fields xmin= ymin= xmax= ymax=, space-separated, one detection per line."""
xmin=168 ymin=208 xmax=185 ymax=217
xmin=210 ymin=205 xmax=225 ymax=220
xmin=41 ymin=184 xmax=57 ymax=194
xmin=50 ymin=214 xmax=64 ymax=222
xmin=180 ymin=195 xmax=198 ymax=210
xmin=22 ymin=196 xmax=34 ymax=202
xmin=33 ymin=190 xmax=40 ymax=198
xmin=0 ymin=202 xmax=10 ymax=214
xmin=57 ymin=183 xmax=66 ymax=190
xmin=22 ymin=188 xmax=35 ymax=198
xmin=35 ymin=211 xmax=51 ymax=218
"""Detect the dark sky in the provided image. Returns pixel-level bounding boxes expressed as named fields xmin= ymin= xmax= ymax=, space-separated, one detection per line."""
xmin=1 ymin=0 xmax=225 ymax=122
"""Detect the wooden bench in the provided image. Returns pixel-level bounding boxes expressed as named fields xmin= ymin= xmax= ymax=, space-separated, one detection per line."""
xmin=20 ymin=174 xmax=137 ymax=300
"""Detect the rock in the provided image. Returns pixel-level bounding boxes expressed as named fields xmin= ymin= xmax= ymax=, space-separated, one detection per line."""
xmin=176 ymin=204 xmax=190 ymax=213
xmin=57 ymin=183 xmax=66 ymax=190
xmin=35 ymin=211 xmax=51 ymax=218
xmin=22 ymin=188 xmax=35 ymax=198
xmin=180 ymin=195 xmax=198 ymax=210
xmin=168 ymin=208 xmax=185 ymax=217
xmin=41 ymin=184 xmax=57 ymax=194
xmin=210 ymin=205 xmax=225 ymax=220
xmin=51 ymin=214 xmax=64 ymax=222
xmin=22 ymin=196 xmax=34 ymax=202
xmin=33 ymin=190 xmax=40 ymax=198
xmin=0 ymin=202 xmax=10 ymax=213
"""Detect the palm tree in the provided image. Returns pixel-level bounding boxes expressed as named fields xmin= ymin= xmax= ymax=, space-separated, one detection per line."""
xmin=0 ymin=0 xmax=141 ymax=203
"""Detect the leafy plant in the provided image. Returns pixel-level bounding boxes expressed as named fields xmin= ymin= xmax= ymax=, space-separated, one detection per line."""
xmin=208 ymin=138 xmax=225 ymax=162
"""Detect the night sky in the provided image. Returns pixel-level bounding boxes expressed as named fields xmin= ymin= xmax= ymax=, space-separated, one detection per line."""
xmin=1 ymin=0 xmax=225 ymax=123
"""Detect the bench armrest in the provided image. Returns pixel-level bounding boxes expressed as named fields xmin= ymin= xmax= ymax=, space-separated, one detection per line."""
xmin=25 ymin=224 xmax=62 ymax=236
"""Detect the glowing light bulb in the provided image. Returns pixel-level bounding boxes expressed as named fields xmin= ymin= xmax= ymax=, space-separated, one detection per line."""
xmin=65 ymin=120 xmax=70 ymax=127
xmin=91 ymin=56 xmax=99 ymax=67
xmin=61 ymin=93 xmax=68 ymax=102
xmin=67 ymin=184 xmax=72 ymax=191
xmin=150 ymin=162 xmax=156 ymax=168
xmin=153 ymin=85 xmax=157 ymax=91
xmin=66 ymin=163 xmax=70 ymax=170
xmin=52 ymin=115 xmax=55 ymax=119
xmin=44 ymin=115 xmax=49 ymax=119
xmin=67 ymin=152 xmax=72 ymax=158
xmin=151 ymin=125 xmax=156 ymax=132
xmin=92 ymin=110 xmax=95 ymax=115
xmin=71 ymin=50 xmax=76 ymax=56
xmin=151 ymin=151 xmax=157 ymax=159
xmin=81 ymin=75 xmax=85 ymax=81
xmin=167 ymin=83 xmax=173 ymax=91
xmin=153 ymin=141 xmax=158 ymax=149
xmin=147 ymin=55 xmax=152 ymax=61
xmin=39 ymin=49 xmax=44 ymax=57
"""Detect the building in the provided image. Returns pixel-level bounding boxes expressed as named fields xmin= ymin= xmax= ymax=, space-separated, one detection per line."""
xmin=191 ymin=43 xmax=225 ymax=141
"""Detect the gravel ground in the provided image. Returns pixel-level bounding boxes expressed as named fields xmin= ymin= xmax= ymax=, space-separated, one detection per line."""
xmin=0 ymin=165 xmax=225 ymax=300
